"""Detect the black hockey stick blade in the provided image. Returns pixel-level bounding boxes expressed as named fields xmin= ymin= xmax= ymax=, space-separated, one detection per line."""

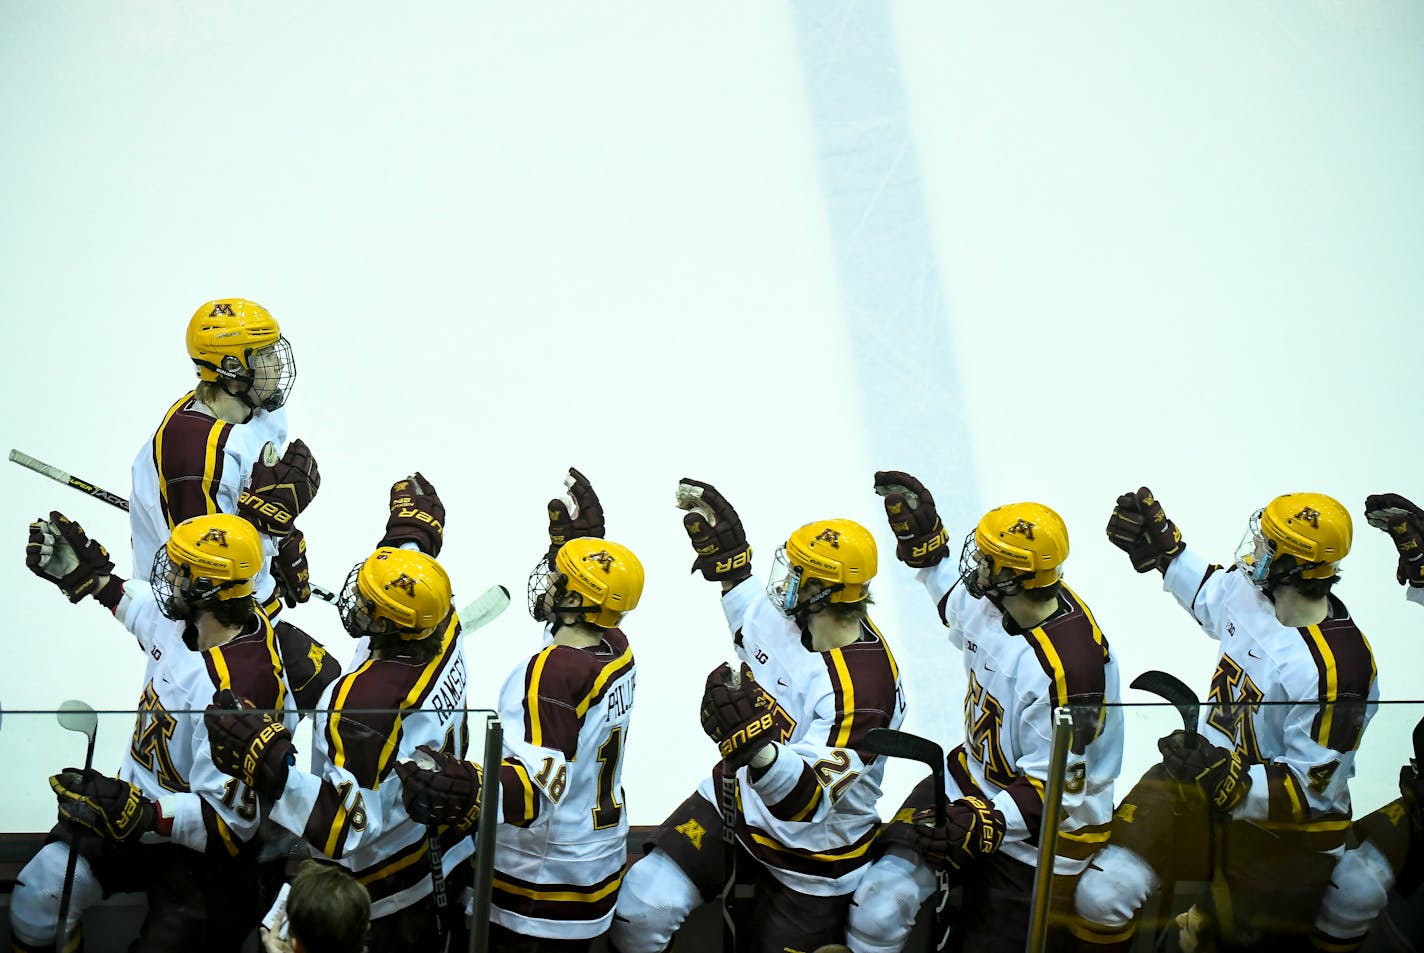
xmin=1130 ymin=670 xmax=1200 ymax=735
xmin=863 ymin=727 xmax=947 ymax=823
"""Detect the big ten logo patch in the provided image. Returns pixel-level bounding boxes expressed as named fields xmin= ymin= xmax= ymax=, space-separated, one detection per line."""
xmin=1007 ymin=519 xmax=1036 ymax=540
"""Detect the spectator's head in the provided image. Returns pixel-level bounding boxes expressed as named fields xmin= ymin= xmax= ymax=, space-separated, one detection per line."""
xmin=287 ymin=861 xmax=370 ymax=953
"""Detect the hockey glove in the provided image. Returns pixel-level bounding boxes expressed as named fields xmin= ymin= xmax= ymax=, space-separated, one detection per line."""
xmin=908 ymin=796 xmax=1006 ymax=872
xmin=1158 ymin=729 xmax=1250 ymax=813
xmin=1365 ymin=493 xmax=1424 ymax=588
xmin=379 ymin=471 xmax=445 ymax=556
xmin=238 ymin=439 xmax=320 ymax=537
xmin=205 ymin=690 xmax=296 ymax=800
xmin=700 ymin=662 xmax=780 ymax=769
xmin=547 ymin=467 xmax=606 ymax=561
xmin=50 ymin=768 xmax=157 ymax=842
xmin=873 ymin=470 xmax=950 ymax=568
xmin=271 ymin=529 xmax=312 ymax=608
xmin=26 ymin=510 xmax=115 ymax=603
xmin=1106 ymin=487 xmax=1185 ymax=573
xmin=676 ymin=478 xmax=753 ymax=584
xmin=394 ymin=745 xmax=484 ymax=832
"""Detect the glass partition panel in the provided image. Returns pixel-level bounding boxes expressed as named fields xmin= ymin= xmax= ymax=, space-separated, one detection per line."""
xmin=1035 ymin=699 xmax=1423 ymax=953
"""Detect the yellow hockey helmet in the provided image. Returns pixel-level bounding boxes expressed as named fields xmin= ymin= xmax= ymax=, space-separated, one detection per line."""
xmin=553 ymin=537 xmax=645 ymax=628
xmin=186 ymin=298 xmax=295 ymax=411
xmin=339 ymin=548 xmax=452 ymax=639
xmin=152 ymin=513 xmax=263 ymax=618
xmin=1236 ymin=493 xmax=1352 ymax=586
xmin=960 ymin=502 xmax=1069 ymax=598
xmin=768 ymin=519 xmax=878 ymax=615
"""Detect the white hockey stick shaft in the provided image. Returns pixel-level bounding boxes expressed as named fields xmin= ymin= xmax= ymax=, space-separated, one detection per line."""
xmin=458 ymin=585 xmax=511 ymax=631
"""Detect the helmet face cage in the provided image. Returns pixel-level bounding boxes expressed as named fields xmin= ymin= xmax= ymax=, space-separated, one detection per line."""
xmin=338 ymin=562 xmax=401 ymax=639
xmin=151 ymin=547 xmax=227 ymax=620
xmin=526 ymin=554 xmax=562 ymax=623
xmin=956 ymin=531 xmax=1024 ymax=600
xmin=1234 ymin=509 xmax=1274 ymax=588
xmin=238 ymin=338 xmax=296 ymax=412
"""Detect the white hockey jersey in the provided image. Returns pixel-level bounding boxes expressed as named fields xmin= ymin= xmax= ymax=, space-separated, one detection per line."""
xmin=130 ymin=391 xmax=287 ymax=611
xmin=696 ymin=578 xmax=906 ymax=897
xmin=266 ymin=610 xmax=474 ymax=918
xmin=111 ymin=580 xmax=295 ymax=856
xmin=486 ymin=626 xmax=636 ymax=940
xmin=918 ymin=561 xmax=1124 ymax=875
xmin=1164 ymin=549 xmax=1379 ymax=853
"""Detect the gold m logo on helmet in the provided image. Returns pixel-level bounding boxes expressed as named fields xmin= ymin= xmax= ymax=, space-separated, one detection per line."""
xmin=814 ymin=528 xmax=842 ymax=548
xmin=209 ymin=303 xmax=235 ymax=317
xmin=1007 ymin=519 xmax=1037 ymax=540
xmin=1294 ymin=507 xmax=1321 ymax=528
xmin=389 ymin=573 xmax=417 ymax=597
xmin=198 ymin=528 xmax=229 ymax=548
xmin=583 ymin=550 xmax=616 ymax=573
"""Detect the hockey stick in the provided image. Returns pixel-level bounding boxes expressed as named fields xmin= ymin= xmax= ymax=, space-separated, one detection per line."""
xmin=10 ymin=448 xmax=337 ymax=603
xmin=55 ymin=699 xmax=98 ymax=944
xmin=720 ymin=764 xmax=742 ymax=953
xmin=457 ymin=585 xmax=510 ymax=632
xmin=412 ymin=748 xmax=450 ymax=949
xmin=863 ymin=728 xmax=953 ymax=952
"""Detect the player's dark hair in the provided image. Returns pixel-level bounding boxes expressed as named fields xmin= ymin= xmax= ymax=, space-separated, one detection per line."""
xmin=823 ymin=591 xmax=874 ymax=622
xmin=1267 ymin=554 xmax=1338 ymax=599
xmin=368 ymin=629 xmax=443 ymax=665
xmin=208 ymin=595 xmax=257 ymax=628
xmin=285 ymin=860 xmax=370 ymax=953
xmin=1026 ymin=580 xmax=1063 ymax=602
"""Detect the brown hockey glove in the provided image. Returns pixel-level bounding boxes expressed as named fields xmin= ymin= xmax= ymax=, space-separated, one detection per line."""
xmin=1106 ymin=487 xmax=1185 ymax=573
xmin=1158 ymin=729 xmax=1250 ymax=813
xmin=50 ymin=768 xmax=157 ymax=842
xmin=908 ymin=796 xmax=1006 ymax=872
xmin=238 ymin=439 xmax=320 ymax=537
xmin=379 ymin=472 xmax=445 ymax=556
xmin=873 ymin=470 xmax=950 ymax=568
xmin=26 ymin=510 xmax=115 ymax=603
xmin=1365 ymin=493 xmax=1424 ymax=588
xmin=394 ymin=745 xmax=484 ymax=832
xmin=547 ymin=467 xmax=606 ymax=561
xmin=271 ymin=529 xmax=312 ymax=608
xmin=205 ymin=690 xmax=295 ymax=800
xmin=676 ymin=478 xmax=752 ymax=583
xmin=700 ymin=662 xmax=780 ymax=768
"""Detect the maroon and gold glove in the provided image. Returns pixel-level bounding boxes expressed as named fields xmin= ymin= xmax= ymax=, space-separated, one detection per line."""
xmin=1365 ymin=493 xmax=1424 ymax=588
xmin=238 ymin=439 xmax=320 ymax=537
xmin=676 ymin=478 xmax=752 ymax=584
xmin=205 ymin=690 xmax=295 ymax=800
xmin=26 ymin=510 xmax=115 ymax=603
xmin=873 ymin=470 xmax=950 ymax=568
xmin=1106 ymin=487 xmax=1185 ymax=573
xmin=908 ymin=796 xmax=1006 ymax=872
xmin=1159 ymin=729 xmax=1250 ymax=813
xmin=547 ymin=467 xmax=605 ymax=561
xmin=700 ymin=662 xmax=780 ymax=768
xmin=394 ymin=745 xmax=484 ymax=832
xmin=379 ymin=472 xmax=445 ymax=556
xmin=50 ymin=768 xmax=158 ymax=842
xmin=271 ymin=529 xmax=312 ymax=608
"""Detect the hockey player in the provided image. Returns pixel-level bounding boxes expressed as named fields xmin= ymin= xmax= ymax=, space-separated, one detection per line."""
xmin=608 ymin=478 xmax=905 ymax=953
xmin=842 ymin=472 xmax=1124 ymax=953
xmin=1310 ymin=492 xmax=1424 ymax=950
xmin=130 ymin=298 xmax=320 ymax=621
xmin=204 ymin=474 xmax=473 ymax=950
xmin=1073 ymin=489 xmax=1379 ymax=951
xmin=397 ymin=467 xmax=643 ymax=952
xmin=14 ymin=510 xmax=295 ymax=952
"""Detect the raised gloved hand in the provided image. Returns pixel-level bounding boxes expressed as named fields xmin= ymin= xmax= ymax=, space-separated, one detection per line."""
xmin=271 ymin=529 xmax=311 ymax=608
xmin=380 ymin=472 xmax=445 ymax=556
xmin=1106 ymin=487 xmax=1185 ymax=573
xmin=908 ymin=796 xmax=1006 ymax=872
xmin=238 ymin=439 xmax=320 ymax=537
xmin=700 ymin=662 xmax=780 ymax=768
xmin=1159 ymin=729 xmax=1250 ymax=813
xmin=26 ymin=510 xmax=115 ymax=603
xmin=676 ymin=478 xmax=752 ymax=584
xmin=205 ymin=690 xmax=295 ymax=800
xmin=50 ymin=768 xmax=157 ymax=841
xmin=873 ymin=470 xmax=949 ymax=568
xmin=1365 ymin=493 xmax=1424 ymax=588
xmin=394 ymin=745 xmax=484 ymax=832
xmin=547 ymin=467 xmax=605 ymax=562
